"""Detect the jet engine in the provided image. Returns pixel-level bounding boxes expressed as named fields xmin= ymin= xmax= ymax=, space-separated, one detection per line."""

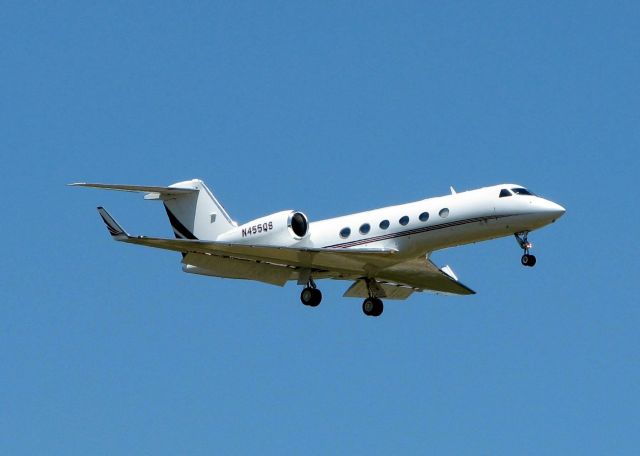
xmin=216 ymin=210 xmax=309 ymax=244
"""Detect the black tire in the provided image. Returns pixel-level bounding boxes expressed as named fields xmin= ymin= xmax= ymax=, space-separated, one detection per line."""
xmin=309 ymin=288 xmax=322 ymax=307
xmin=300 ymin=287 xmax=313 ymax=305
xmin=301 ymin=287 xmax=322 ymax=306
xmin=362 ymin=298 xmax=375 ymax=316
xmin=521 ymin=254 xmax=530 ymax=266
xmin=528 ymin=255 xmax=537 ymax=267
xmin=372 ymin=298 xmax=384 ymax=317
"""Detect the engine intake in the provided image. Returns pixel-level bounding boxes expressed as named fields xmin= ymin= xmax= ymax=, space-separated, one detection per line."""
xmin=288 ymin=211 xmax=308 ymax=238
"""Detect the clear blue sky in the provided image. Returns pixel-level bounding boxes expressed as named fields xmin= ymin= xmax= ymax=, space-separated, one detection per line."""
xmin=2 ymin=1 xmax=639 ymax=454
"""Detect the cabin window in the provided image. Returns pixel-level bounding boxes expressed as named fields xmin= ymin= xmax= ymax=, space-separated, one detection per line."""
xmin=359 ymin=223 xmax=371 ymax=234
xmin=499 ymin=189 xmax=512 ymax=198
xmin=439 ymin=208 xmax=450 ymax=218
xmin=379 ymin=219 xmax=390 ymax=230
xmin=419 ymin=211 xmax=429 ymax=222
xmin=339 ymin=227 xmax=351 ymax=238
xmin=399 ymin=216 xmax=409 ymax=226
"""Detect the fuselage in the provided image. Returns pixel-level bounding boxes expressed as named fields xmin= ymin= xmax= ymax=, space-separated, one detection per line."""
xmin=301 ymin=184 xmax=565 ymax=258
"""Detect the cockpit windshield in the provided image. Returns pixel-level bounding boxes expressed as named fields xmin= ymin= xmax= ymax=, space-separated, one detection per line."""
xmin=511 ymin=187 xmax=535 ymax=196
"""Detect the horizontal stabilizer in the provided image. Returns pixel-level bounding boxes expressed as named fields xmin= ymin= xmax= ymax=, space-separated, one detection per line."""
xmin=69 ymin=182 xmax=197 ymax=198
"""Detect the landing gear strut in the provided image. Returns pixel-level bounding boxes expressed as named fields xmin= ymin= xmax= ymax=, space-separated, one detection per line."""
xmin=300 ymin=277 xmax=322 ymax=307
xmin=515 ymin=232 xmax=537 ymax=267
xmin=362 ymin=279 xmax=384 ymax=317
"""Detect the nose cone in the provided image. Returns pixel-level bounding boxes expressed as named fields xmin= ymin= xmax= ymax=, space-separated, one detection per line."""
xmin=556 ymin=203 xmax=566 ymax=215
xmin=538 ymin=199 xmax=566 ymax=222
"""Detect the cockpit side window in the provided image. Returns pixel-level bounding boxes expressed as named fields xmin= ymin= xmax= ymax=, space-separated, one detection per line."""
xmin=511 ymin=188 xmax=534 ymax=196
xmin=499 ymin=189 xmax=512 ymax=198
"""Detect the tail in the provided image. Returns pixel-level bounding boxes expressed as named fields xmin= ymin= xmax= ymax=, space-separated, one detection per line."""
xmin=160 ymin=179 xmax=236 ymax=240
xmin=70 ymin=179 xmax=237 ymax=240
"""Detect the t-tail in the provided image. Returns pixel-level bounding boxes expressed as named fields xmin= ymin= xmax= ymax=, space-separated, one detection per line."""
xmin=69 ymin=179 xmax=237 ymax=240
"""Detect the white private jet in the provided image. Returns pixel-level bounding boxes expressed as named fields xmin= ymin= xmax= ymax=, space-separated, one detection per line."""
xmin=71 ymin=179 xmax=565 ymax=317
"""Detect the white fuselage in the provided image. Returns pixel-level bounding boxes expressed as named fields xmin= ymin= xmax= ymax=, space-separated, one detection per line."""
xmin=297 ymin=184 xmax=564 ymax=258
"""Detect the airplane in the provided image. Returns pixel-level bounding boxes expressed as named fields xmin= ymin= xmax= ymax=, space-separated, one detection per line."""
xmin=71 ymin=179 xmax=565 ymax=317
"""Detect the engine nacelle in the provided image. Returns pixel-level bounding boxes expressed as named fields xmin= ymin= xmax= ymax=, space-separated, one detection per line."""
xmin=217 ymin=210 xmax=309 ymax=244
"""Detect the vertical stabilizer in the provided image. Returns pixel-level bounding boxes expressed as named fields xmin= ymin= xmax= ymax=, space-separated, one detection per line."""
xmin=161 ymin=179 xmax=236 ymax=240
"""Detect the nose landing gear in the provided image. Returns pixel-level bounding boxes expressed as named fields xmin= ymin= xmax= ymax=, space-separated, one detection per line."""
xmin=521 ymin=253 xmax=536 ymax=267
xmin=515 ymin=232 xmax=537 ymax=267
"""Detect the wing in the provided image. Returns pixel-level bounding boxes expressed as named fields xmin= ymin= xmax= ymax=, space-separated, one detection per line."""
xmin=343 ymin=280 xmax=417 ymax=300
xmin=96 ymin=207 xmax=474 ymax=295
xmin=97 ymin=207 xmax=398 ymax=279
xmin=374 ymin=257 xmax=476 ymax=296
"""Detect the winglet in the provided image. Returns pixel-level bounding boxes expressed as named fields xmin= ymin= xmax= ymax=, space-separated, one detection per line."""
xmin=97 ymin=207 xmax=129 ymax=239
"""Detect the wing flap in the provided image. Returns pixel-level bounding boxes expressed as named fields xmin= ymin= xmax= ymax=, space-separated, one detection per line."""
xmin=343 ymin=280 xmax=415 ymax=300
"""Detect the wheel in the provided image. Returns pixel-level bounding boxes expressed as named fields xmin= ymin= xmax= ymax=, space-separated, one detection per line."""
xmin=521 ymin=254 xmax=537 ymax=267
xmin=362 ymin=298 xmax=375 ymax=316
xmin=309 ymin=288 xmax=322 ymax=307
xmin=301 ymin=287 xmax=313 ymax=305
xmin=362 ymin=297 xmax=383 ymax=317
xmin=372 ymin=298 xmax=384 ymax=316
xmin=300 ymin=287 xmax=322 ymax=306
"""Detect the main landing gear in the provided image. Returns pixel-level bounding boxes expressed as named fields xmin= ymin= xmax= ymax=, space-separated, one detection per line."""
xmin=299 ymin=275 xmax=385 ymax=317
xmin=361 ymin=279 xmax=384 ymax=317
xmin=515 ymin=231 xmax=537 ymax=267
xmin=362 ymin=297 xmax=384 ymax=317
xmin=300 ymin=278 xmax=322 ymax=307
